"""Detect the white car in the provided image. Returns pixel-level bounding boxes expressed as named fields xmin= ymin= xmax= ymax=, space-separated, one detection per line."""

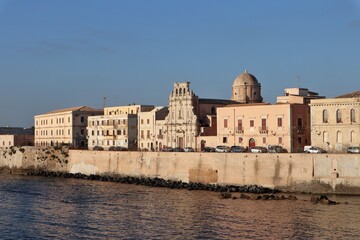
xmin=215 ymin=145 xmax=231 ymax=152
xmin=347 ymin=146 xmax=360 ymax=154
xmin=305 ymin=146 xmax=327 ymax=153
xmin=184 ymin=147 xmax=195 ymax=152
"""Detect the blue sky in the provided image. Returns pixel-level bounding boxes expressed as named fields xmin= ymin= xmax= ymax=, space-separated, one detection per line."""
xmin=1 ymin=0 xmax=360 ymax=127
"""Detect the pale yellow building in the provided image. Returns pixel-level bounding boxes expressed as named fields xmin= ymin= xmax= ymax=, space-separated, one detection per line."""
xmin=277 ymin=88 xmax=324 ymax=104
xmin=87 ymin=114 xmax=138 ymax=150
xmin=87 ymin=104 xmax=156 ymax=150
xmin=34 ymin=106 xmax=103 ymax=148
xmin=138 ymin=107 xmax=168 ymax=151
xmin=310 ymin=91 xmax=360 ymax=152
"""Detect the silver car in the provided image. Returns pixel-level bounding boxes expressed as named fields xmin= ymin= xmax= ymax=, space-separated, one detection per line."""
xmin=347 ymin=146 xmax=360 ymax=154
xmin=215 ymin=145 xmax=231 ymax=152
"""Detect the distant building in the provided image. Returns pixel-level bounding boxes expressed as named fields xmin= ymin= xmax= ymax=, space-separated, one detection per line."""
xmin=277 ymin=88 xmax=325 ymax=104
xmin=0 ymin=127 xmax=34 ymax=147
xmin=34 ymin=106 xmax=103 ymax=148
xmin=138 ymin=107 xmax=168 ymax=151
xmin=87 ymin=114 xmax=138 ymax=150
xmin=163 ymin=82 xmax=236 ymax=150
xmin=310 ymin=90 xmax=360 ymax=152
xmin=87 ymin=104 xmax=155 ymax=150
xmin=216 ymin=103 xmax=311 ymax=152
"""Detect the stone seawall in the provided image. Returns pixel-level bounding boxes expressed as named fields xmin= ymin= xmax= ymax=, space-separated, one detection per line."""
xmin=1 ymin=146 xmax=360 ymax=194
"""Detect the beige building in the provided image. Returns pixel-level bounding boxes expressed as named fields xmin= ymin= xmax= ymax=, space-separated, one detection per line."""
xmin=0 ymin=127 xmax=34 ymax=147
xmin=34 ymin=106 xmax=103 ymax=148
xmin=310 ymin=91 xmax=360 ymax=152
xmin=138 ymin=107 xmax=168 ymax=151
xmin=87 ymin=104 xmax=156 ymax=150
xmin=277 ymin=88 xmax=324 ymax=104
xmin=216 ymin=102 xmax=311 ymax=152
xmin=87 ymin=114 xmax=138 ymax=150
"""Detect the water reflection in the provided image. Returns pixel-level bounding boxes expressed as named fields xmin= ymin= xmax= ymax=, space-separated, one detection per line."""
xmin=1 ymin=175 xmax=360 ymax=239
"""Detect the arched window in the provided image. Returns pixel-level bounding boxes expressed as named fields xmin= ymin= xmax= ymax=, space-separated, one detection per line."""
xmin=351 ymin=131 xmax=356 ymax=143
xmin=350 ymin=109 xmax=356 ymax=123
xmin=336 ymin=109 xmax=342 ymax=123
xmin=323 ymin=110 xmax=328 ymax=123
xmin=179 ymin=88 xmax=182 ymax=94
xmin=336 ymin=131 xmax=342 ymax=143
xmin=175 ymin=89 xmax=178 ymax=95
xmin=323 ymin=131 xmax=329 ymax=143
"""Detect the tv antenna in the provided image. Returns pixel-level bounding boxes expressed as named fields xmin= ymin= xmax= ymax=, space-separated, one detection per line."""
xmin=103 ymin=96 xmax=107 ymax=109
xmin=295 ymin=75 xmax=301 ymax=88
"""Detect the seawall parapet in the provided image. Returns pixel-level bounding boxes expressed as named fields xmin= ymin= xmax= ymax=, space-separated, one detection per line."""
xmin=1 ymin=146 xmax=360 ymax=194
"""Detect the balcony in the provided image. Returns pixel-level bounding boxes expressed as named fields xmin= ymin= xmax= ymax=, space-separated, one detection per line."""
xmin=235 ymin=127 xmax=244 ymax=134
xmin=259 ymin=127 xmax=268 ymax=134
xmin=157 ymin=134 xmax=163 ymax=139
xmin=297 ymin=127 xmax=305 ymax=134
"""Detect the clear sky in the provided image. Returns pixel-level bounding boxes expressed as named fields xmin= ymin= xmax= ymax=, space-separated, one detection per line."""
xmin=1 ymin=0 xmax=360 ymax=127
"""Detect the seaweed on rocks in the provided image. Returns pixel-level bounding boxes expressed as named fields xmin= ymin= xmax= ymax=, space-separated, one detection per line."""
xmin=26 ymin=171 xmax=280 ymax=194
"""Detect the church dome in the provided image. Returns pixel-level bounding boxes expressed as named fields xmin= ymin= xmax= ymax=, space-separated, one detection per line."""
xmin=233 ymin=70 xmax=259 ymax=86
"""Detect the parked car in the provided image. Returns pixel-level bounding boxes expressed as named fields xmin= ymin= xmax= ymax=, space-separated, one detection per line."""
xmin=109 ymin=146 xmax=128 ymax=151
xmin=268 ymin=145 xmax=287 ymax=153
xmin=203 ymin=147 xmax=216 ymax=152
xmin=162 ymin=146 xmax=174 ymax=152
xmin=305 ymin=146 xmax=327 ymax=153
xmin=230 ymin=146 xmax=246 ymax=153
xmin=215 ymin=145 xmax=231 ymax=152
xmin=184 ymin=147 xmax=195 ymax=152
xmin=173 ymin=147 xmax=184 ymax=152
xmin=347 ymin=146 xmax=360 ymax=154
xmin=250 ymin=146 xmax=268 ymax=153
xmin=93 ymin=146 xmax=104 ymax=151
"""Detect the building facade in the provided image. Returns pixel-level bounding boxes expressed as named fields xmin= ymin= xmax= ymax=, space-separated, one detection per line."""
xmin=34 ymin=106 xmax=103 ymax=148
xmin=138 ymin=107 xmax=168 ymax=151
xmin=163 ymin=82 xmax=235 ymax=150
xmin=87 ymin=114 xmax=138 ymax=150
xmin=0 ymin=127 xmax=34 ymax=147
xmin=216 ymin=103 xmax=311 ymax=152
xmin=310 ymin=91 xmax=360 ymax=152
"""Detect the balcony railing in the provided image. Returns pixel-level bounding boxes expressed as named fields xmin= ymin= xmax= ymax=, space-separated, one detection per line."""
xmin=259 ymin=127 xmax=268 ymax=134
xmin=235 ymin=127 xmax=244 ymax=134
xmin=157 ymin=134 xmax=163 ymax=139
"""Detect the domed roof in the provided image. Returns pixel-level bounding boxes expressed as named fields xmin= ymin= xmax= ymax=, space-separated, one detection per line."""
xmin=233 ymin=70 xmax=259 ymax=86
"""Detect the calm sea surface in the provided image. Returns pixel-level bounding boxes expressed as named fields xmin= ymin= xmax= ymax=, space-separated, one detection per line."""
xmin=1 ymin=174 xmax=360 ymax=240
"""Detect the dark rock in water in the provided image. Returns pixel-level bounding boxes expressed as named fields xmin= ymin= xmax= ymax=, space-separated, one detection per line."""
xmin=240 ymin=193 xmax=252 ymax=200
xmin=269 ymin=194 xmax=276 ymax=200
xmin=288 ymin=195 xmax=297 ymax=200
xmin=262 ymin=194 xmax=270 ymax=200
xmin=281 ymin=195 xmax=286 ymax=200
xmin=255 ymin=195 xmax=262 ymax=200
xmin=219 ymin=192 xmax=232 ymax=199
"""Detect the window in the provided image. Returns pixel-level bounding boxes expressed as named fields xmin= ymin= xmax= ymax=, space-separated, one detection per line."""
xmin=278 ymin=137 xmax=282 ymax=144
xmin=80 ymin=129 xmax=85 ymax=136
xmin=298 ymin=137 xmax=302 ymax=144
xmin=262 ymin=137 xmax=266 ymax=144
xmin=237 ymin=119 xmax=242 ymax=130
xmin=141 ymin=119 xmax=144 ymax=124
xmin=323 ymin=110 xmax=328 ymax=123
xmin=224 ymin=119 xmax=228 ymax=128
xmin=147 ymin=119 xmax=150 ymax=124
xmin=351 ymin=131 xmax=355 ymax=143
xmin=277 ymin=118 xmax=282 ymax=127
xmin=337 ymin=131 xmax=342 ymax=143
xmin=147 ymin=130 xmax=150 ymax=139
xmin=238 ymin=137 xmax=243 ymax=143
xmin=250 ymin=120 xmax=254 ymax=127
xmin=223 ymin=137 xmax=227 ymax=143
xmin=351 ymin=109 xmax=356 ymax=123
xmin=261 ymin=119 xmax=267 ymax=130
xmin=141 ymin=130 xmax=144 ymax=139
xmin=297 ymin=118 xmax=302 ymax=127
xmin=336 ymin=109 xmax=342 ymax=123
xmin=323 ymin=131 xmax=329 ymax=143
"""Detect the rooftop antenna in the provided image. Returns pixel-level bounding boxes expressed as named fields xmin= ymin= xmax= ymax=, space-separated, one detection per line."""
xmin=103 ymin=96 xmax=107 ymax=109
xmin=295 ymin=75 xmax=301 ymax=88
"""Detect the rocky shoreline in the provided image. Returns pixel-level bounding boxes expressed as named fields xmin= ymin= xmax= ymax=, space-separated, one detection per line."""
xmin=26 ymin=170 xmax=280 ymax=194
